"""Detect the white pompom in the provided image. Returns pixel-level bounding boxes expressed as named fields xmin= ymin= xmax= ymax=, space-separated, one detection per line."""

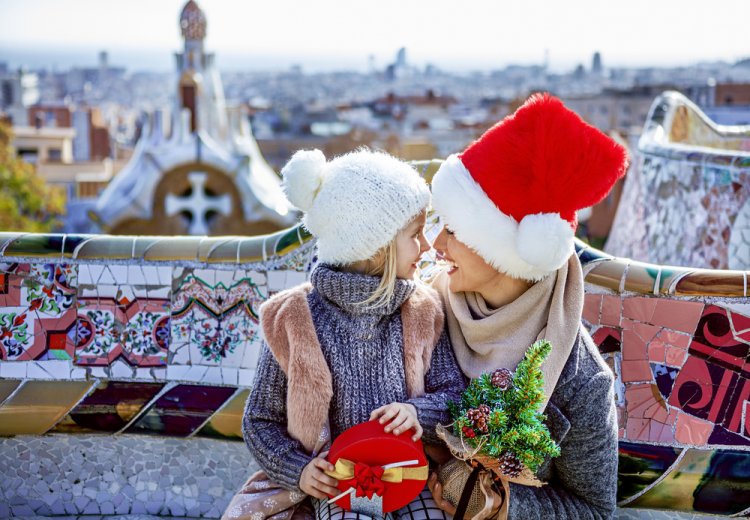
xmin=517 ymin=213 xmax=574 ymax=273
xmin=281 ymin=149 xmax=327 ymax=211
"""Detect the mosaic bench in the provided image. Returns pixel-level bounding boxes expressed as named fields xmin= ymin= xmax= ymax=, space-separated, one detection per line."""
xmin=0 ymin=161 xmax=749 ymax=517
xmin=607 ymin=90 xmax=750 ymax=271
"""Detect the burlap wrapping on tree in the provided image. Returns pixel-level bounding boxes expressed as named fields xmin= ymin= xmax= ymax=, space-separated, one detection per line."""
xmin=436 ymin=425 xmax=543 ymax=520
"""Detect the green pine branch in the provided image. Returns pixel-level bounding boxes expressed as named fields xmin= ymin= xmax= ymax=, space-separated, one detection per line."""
xmin=449 ymin=340 xmax=559 ymax=473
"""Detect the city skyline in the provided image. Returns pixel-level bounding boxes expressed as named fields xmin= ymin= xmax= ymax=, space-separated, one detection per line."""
xmin=1 ymin=0 xmax=749 ymax=72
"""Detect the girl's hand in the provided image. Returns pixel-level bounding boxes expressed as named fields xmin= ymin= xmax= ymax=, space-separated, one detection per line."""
xmin=299 ymin=451 xmax=339 ymax=500
xmin=370 ymin=402 xmax=423 ymax=441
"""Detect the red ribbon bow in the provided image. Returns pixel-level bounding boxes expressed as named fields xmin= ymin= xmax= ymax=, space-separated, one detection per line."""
xmin=344 ymin=462 xmax=386 ymax=499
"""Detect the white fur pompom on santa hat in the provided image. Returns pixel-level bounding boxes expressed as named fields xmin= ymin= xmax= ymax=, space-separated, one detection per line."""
xmin=432 ymin=93 xmax=629 ymax=282
xmin=281 ymin=148 xmax=430 ymax=265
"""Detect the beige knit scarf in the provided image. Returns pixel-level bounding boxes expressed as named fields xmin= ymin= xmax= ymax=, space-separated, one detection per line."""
xmin=432 ymin=255 xmax=584 ymax=411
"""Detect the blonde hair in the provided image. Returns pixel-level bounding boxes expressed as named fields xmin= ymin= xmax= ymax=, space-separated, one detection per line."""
xmin=355 ymin=238 xmax=400 ymax=309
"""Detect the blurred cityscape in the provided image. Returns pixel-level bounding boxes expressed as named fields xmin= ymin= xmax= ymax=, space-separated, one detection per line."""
xmin=3 ymin=0 xmax=750 ymax=239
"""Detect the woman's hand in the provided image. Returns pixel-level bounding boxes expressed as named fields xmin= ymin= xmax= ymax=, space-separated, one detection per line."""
xmin=299 ymin=451 xmax=339 ymax=500
xmin=427 ymin=473 xmax=457 ymax=515
xmin=370 ymin=402 xmax=423 ymax=441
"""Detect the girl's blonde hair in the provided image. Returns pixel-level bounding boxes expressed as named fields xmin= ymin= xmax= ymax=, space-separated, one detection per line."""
xmin=356 ymin=238 xmax=400 ymax=309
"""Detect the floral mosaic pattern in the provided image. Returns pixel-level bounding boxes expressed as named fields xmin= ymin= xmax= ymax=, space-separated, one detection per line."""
xmin=72 ymin=265 xmax=172 ymax=367
xmin=0 ymin=263 xmax=78 ymax=361
xmin=75 ymin=300 xmax=170 ymax=367
xmin=170 ymin=269 xmax=267 ymax=368
xmin=585 ymin=294 xmax=750 ymax=448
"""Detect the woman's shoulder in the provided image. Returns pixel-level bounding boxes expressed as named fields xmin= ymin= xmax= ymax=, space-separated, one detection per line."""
xmin=552 ymin=326 xmax=614 ymax=402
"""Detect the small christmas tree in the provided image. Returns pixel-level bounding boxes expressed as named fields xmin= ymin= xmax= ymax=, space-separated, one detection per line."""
xmin=449 ymin=340 xmax=561 ymax=475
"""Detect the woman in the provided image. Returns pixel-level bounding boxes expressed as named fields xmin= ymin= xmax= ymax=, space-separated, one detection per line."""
xmin=426 ymin=93 xmax=628 ymax=519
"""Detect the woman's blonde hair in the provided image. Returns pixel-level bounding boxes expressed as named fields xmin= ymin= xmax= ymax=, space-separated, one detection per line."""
xmin=356 ymin=238 xmax=400 ymax=309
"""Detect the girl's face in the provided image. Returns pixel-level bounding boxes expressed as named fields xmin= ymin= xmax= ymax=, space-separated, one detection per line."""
xmin=395 ymin=211 xmax=430 ymax=279
xmin=432 ymin=225 xmax=503 ymax=293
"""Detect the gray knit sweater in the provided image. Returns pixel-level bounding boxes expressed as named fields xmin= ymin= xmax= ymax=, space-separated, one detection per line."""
xmin=243 ymin=265 xmax=465 ymax=490
xmin=508 ymin=329 xmax=618 ymax=519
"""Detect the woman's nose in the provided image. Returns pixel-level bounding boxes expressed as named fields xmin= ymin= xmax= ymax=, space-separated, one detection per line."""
xmin=432 ymin=227 xmax=448 ymax=253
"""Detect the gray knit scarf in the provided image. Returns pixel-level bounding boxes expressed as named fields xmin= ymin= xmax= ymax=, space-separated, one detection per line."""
xmin=310 ymin=264 xmax=416 ymax=315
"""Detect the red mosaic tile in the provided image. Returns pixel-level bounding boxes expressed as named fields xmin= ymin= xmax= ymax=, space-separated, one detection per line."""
xmin=582 ymin=294 xmax=602 ymax=325
xmin=665 ymin=346 xmax=688 ymax=368
xmin=690 ymin=305 xmax=748 ymax=374
xmin=648 ymin=339 xmax=667 ymax=364
xmin=622 ymin=296 xmax=658 ymax=324
xmin=651 ymin=300 xmax=704 ymax=333
xmin=600 ymin=295 xmax=621 ymax=327
xmin=622 ymin=329 xmax=648 ymax=361
xmin=591 ymin=326 xmax=621 ymax=354
xmin=626 ymin=417 xmax=650 ymax=441
xmin=622 ymin=319 xmax=661 ymax=344
xmin=622 ymin=359 xmax=653 ymax=383
xmin=723 ymin=377 xmax=750 ymax=435
xmin=728 ymin=309 xmax=750 ymax=344
xmin=626 ymin=383 xmax=657 ymax=416
xmin=658 ymin=330 xmax=691 ymax=349
xmin=648 ymin=419 xmax=675 ymax=443
xmin=675 ymin=412 xmax=713 ymax=445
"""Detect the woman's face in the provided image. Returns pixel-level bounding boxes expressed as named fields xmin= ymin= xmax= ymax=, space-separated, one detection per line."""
xmin=395 ymin=211 xmax=431 ymax=279
xmin=432 ymin=225 xmax=503 ymax=293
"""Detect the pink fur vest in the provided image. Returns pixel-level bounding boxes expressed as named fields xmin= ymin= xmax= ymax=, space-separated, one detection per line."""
xmin=260 ymin=282 xmax=444 ymax=452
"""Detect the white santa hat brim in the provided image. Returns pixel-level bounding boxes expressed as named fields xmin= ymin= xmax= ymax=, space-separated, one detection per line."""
xmin=431 ymin=155 xmax=574 ymax=282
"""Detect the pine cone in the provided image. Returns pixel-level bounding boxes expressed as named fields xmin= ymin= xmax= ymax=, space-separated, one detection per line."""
xmin=466 ymin=408 xmax=489 ymax=434
xmin=491 ymin=368 xmax=513 ymax=390
xmin=474 ymin=416 xmax=488 ymax=434
xmin=497 ymin=451 xmax=523 ymax=478
xmin=478 ymin=404 xmax=491 ymax=416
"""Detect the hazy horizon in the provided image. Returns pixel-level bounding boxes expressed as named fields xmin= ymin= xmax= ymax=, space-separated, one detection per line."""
xmin=1 ymin=44 xmax=745 ymax=75
xmin=1 ymin=0 xmax=748 ymax=74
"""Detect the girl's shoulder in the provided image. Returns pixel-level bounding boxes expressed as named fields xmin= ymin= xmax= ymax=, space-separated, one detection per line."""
xmin=407 ymin=282 xmax=443 ymax=314
xmin=259 ymin=282 xmax=313 ymax=321
xmin=402 ymin=283 xmax=445 ymax=348
xmin=259 ymin=283 xmax=316 ymax=366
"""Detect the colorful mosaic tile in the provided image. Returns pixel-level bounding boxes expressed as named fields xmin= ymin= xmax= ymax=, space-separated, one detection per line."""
xmin=627 ymin=448 xmax=750 ymax=515
xmin=196 ymin=388 xmax=248 ymax=440
xmin=617 ymin=442 xmax=682 ymax=503
xmin=586 ymin=292 xmax=750 ymax=448
xmin=0 ymin=380 xmax=93 ymax=435
xmin=170 ymin=269 xmax=266 ymax=368
xmin=51 ymin=381 xmax=164 ymax=433
xmin=0 ymin=263 xmax=78 ymax=361
xmin=126 ymin=383 xmax=236 ymax=436
xmin=74 ymin=265 xmax=171 ymax=367
xmin=606 ymin=92 xmax=750 ymax=272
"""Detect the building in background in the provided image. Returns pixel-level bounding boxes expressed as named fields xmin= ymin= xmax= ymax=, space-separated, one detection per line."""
xmin=88 ymin=0 xmax=297 ymax=236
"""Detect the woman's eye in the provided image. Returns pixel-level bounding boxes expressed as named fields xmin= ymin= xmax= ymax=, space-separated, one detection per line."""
xmin=446 ymin=228 xmax=455 ymax=236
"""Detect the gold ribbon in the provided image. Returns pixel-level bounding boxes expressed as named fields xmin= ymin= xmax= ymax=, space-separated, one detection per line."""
xmin=326 ymin=458 xmax=429 ymax=483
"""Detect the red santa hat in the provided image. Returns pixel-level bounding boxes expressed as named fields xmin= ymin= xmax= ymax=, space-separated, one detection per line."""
xmin=431 ymin=93 xmax=629 ymax=282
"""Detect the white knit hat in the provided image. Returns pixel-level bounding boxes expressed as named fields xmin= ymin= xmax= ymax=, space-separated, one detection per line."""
xmin=281 ymin=149 xmax=430 ymax=265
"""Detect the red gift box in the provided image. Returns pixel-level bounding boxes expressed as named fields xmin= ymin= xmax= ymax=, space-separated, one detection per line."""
xmin=325 ymin=420 xmax=428 ymax=514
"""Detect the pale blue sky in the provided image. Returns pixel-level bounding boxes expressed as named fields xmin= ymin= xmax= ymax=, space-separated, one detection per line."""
xmin=0 ymin=0 xmax=748 ymax=71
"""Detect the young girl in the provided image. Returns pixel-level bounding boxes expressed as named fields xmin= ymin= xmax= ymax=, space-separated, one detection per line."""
xmin=242 ymin=148 xmax=465 ymax=520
